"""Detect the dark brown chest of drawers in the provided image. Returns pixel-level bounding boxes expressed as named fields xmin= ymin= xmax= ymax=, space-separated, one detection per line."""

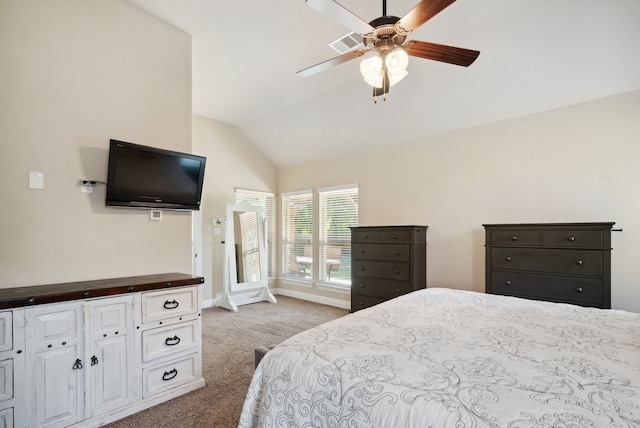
xmin=484 ymin=222 xmax=614 ymax=309
xmin=351 ymin=226 xmax=427 ymax=312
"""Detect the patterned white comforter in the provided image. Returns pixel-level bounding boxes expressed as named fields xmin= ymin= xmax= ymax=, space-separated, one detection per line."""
xmin=239 ymin=288 xmax=640 ymax=427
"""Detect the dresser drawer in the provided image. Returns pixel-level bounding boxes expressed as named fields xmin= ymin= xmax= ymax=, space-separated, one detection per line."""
xmin=489 ymin=271 xmax=603 ymax=306
xmin=141 ymin=287 xmax=198 ymax=324
xmin=542 ymin=230 xmax=604 ymax=247
xmin=488 ymin=230 xmax=540 ymax=246
xmin=0 ymin=359 xmax=13 ymax=402
xmin=352 ymin=228 xmax=425 ymax=244
xmin=143 ymin=353 xmax=199 ymax=398
xmin=0 ymin=408 xmax=12 ymax=428
xmin=0 ymin=313 xmax=11 ymax=353
xmin=142 ymin=320 xmax=198 ymax=362
xmin=352 ymin=261 xmax=410 ymax=281
xmin=352 ymin=244 xmax=410 ymax=262
xmin=351 ymin=294 xmax=385 ymax=311
xmin=490 ymin=248 xmax=602 ymax=276
xmin=352 ymin=278 xmax=413 ymax=300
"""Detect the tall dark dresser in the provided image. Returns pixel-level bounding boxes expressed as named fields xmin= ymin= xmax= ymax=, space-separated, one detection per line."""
xmin=484 ymin=222 xmax=614 ymax=309
xmin=351 ymin=225 xmax=427 ymax=312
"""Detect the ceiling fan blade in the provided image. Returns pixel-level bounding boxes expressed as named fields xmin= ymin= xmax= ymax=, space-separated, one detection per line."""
xmin=395 ymin=0 xmax=457 ymax=34
xmin=306 ymin=0 xmax=374 ymax=35
xmin=297 ymin=49 xmax=366 ymax=78
xmin=404 ymin=40 xmax=479 ymax=67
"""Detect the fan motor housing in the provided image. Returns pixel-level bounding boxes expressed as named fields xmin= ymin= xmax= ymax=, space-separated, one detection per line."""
xmin=365 ymin=16 xmax=406 ymax=47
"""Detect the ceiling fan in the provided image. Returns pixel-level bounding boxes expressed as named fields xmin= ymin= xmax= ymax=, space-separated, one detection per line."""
xmin=298 ymin=0 xmax=480 ymax=102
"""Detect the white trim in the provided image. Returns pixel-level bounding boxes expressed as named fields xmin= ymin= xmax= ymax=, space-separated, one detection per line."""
xmin=317 ymin=281 xmax=351 ymax=294
xmin=281 ymin=189 xmax=312 ymax=198
xmin=318 ymin=183 xmax=358 ymax=193
xmin=271 ymin=287 xmax=350 ymax=310
xmin=236 ymin=188 xmax=274 ymax=198
xmin=279 ymin=277 xmax=314 ymax=288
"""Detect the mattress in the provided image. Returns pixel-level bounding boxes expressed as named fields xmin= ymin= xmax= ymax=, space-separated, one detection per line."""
xmin=239 ymin=288 xmax=640 ymax=427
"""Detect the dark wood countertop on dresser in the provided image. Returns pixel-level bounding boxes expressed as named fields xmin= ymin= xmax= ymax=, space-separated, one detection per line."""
xmin=0 ymin=272 xmax=205 ymax=309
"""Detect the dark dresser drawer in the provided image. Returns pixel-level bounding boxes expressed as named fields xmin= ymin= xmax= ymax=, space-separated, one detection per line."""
xmin=351 ymin=277 xmax=413 ymax=300
xmin=489 ymin=230 xmax=540 ymax=246
xmin=489 ymin=271 xmax=603 ymax=306
xmin=484 ymin=222 xmax=614 ymax=309
xmin=542 ymin=230 xmax=603 ymax=247
xmin=351 ymin=294 xmax=385 ymax=312
xmin=490 ymin=247 xmax=603 ymax=276
xmin=352 ymin=243 xmax=410 ymax=262
xmin=350 ymin=226 xmax=427 ymax=312
xmin=352 ymin=260 xmax=411 ymax=281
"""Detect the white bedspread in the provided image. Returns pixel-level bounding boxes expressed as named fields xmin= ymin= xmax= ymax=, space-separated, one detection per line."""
xmin=239 ymin=288 xmax=640 ymax=427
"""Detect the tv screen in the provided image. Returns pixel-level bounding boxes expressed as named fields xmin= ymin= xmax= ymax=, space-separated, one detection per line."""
xmin=106 ymin=139 xmax=206 ymax=210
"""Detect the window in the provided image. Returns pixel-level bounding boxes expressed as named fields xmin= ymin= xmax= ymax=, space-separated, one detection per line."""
xmin=281 ymin=190 xmax=313 ymax=281
xmin=319 ymin=185 xmax=358 ymax=287
xmin=235 ymin=189 xmax=274 ymax=278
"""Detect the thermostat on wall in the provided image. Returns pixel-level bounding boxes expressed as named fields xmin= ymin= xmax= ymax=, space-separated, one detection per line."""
xmin=149 ymin=210 xmax=162 ymax=221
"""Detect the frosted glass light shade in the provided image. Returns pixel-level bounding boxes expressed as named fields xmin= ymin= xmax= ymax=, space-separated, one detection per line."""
xmin=360 ymin=56 xmax=384 ymax=88
xmin=385 ymin=48 xmax=409 ymax=86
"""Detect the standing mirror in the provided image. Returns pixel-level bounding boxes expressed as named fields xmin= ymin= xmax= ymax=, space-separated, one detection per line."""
xmin=217 ymin=202 xmax=276 ymax=312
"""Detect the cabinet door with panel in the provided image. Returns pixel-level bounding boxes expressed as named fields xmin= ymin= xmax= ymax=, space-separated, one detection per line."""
xmin=25 ymin=302 xmax=84 ymax=428
xmin=85 ymin=295 xmax=138 ymax=418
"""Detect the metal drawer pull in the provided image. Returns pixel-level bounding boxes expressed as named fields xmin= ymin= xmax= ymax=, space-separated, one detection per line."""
xmin=359 ymin=267 xmax=365 ymax=271
xmin=363 ymin=235 xmax=369 ymax=239
xmin=568 ymin=236 xmax=576 ymax=241
xmin=163 ymin=300 xmax=179 ymax=309
xmin=505 ymin=280 xmax=511 ymax=285
xmin=162 ymin=368 xmax=178 ymax=381
xmin=91 ymin=355 xmax=99 ymax=366
xmin=395 ymin=270 xmax=401 ymax=274
xmin=395 ymin=251 xmax=401 ymax=255
xmin=511 ymin=235 xmax=518 ymax=241
xmin=359 ymin=249 xmax=365 ymax=253
xmin=391 ymin=235 xmax=398 ymax=239
xmin=359 ymin=284 xmax=365 ymax=288
xmin=72 ymin=359 xmax=83 ymax=370
xmin=505 ymin=256 xmax=511 ymax=261
xmin=576 ymin=287 xmax=583 ymax=292
xmin=575 ymin=260 xmax=583 ymax=265
xmin=165 ymin=335 xmax=181 ymax=346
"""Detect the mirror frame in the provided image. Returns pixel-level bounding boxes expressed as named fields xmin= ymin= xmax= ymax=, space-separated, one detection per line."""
xmin=217 ymin=202 xmax=275 ymax=312
xmin=227 ymin=202 xmax=267 ymax=292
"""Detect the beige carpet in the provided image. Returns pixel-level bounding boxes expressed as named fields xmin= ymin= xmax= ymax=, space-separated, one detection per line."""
xmin=105 ymin=296 xmax=348 ymax=428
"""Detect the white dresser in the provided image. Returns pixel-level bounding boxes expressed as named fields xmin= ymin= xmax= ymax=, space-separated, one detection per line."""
xmin=0 ymin=273 xmax=205 ymax=428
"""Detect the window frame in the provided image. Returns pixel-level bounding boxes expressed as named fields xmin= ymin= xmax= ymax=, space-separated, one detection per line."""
xmin=280 ymin=189 xmax=314 ymax=285
xmin=318 ymin=184 xmax=358 ymax=291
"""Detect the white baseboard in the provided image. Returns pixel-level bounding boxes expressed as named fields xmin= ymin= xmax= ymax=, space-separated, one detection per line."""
xmin=270 ymin=287 xmax=350 ymax=310
xmin=202 ymin=289 xmax=350 ymax=310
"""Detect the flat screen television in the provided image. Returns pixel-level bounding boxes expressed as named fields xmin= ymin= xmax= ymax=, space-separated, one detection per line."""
xmin=106 ymin=139 xmax=206 ymax=210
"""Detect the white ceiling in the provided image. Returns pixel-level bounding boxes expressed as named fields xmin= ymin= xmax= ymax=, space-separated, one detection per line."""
xmin=125 ymin=0 xmax=640 ymax=168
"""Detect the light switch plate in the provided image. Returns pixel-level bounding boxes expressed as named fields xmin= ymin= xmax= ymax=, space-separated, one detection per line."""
xmin=29 ymin=171 xmax=44 ymax=189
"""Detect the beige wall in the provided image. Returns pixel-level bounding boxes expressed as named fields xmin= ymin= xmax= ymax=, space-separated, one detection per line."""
xmin=192 ymin=115 xmax=277 ymax=303
xmin=278 ymin=90 xmax=640 ymax=313
xmin=0 ymin=0 xmax=193 ymax=287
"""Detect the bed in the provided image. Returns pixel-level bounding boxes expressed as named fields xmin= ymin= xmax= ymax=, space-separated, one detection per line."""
xmin=239 ymin=288 xmax=640 ymax=427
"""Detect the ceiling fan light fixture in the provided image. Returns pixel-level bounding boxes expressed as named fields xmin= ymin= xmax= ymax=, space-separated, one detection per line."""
xmin=385 ymin=48 xmax=409 ymax=86
xmin=360 ymin=55 xmax=384 ymax=88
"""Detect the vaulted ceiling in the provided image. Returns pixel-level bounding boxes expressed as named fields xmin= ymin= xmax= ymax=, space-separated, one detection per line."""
xmin=125 ymin=0 xmax=640 ymax=167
